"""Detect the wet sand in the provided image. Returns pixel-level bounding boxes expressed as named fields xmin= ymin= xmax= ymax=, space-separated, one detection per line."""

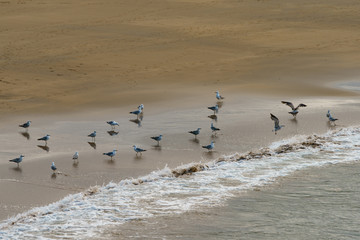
xmin=1 ymin=94 xmax=360 ymax=220
xmin=1 ymin=0 xmax=360 ymax=222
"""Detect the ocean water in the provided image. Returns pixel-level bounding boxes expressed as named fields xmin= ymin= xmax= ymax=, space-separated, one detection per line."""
xmin=1 ymin=126 xmax=360 ymax=239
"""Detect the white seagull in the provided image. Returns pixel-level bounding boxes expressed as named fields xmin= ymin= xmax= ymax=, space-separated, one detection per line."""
xmin=215 ymin=91 xmax=224 ymax=100
xmin=133 ymin=145 xmax=146 ymax=155
xmin=103 ymin=149 xmax=117 ymax=160
xmin=88 ymin=131 xmax=96 ymax=141
xmin=51 ymin=162 xmax=57 ymax=172
xmin=38 ymin=134 xmax=50 ymax=145
xmin=270 ymin=113 xmax=285 ymax=134
xmin=281 ymin=101 xmax=307 ymax=118
xmin=9 ymin=155 xmax=24 ymax=167
xmin=107 ymin=121 xmax=119 ymax=129
xmin=327 ymin=110 xmax=338 ymax=125
xmin=202 ymin=141 xmax=214 ymax=151
xmin=19 ymin=121 xmax=31 ymax=129
xmin=73 ymin=152 xmax=79 ymax=161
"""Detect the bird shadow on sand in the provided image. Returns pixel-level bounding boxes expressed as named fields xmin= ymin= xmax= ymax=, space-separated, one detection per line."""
xmin=19 ymin=131 xmax=30 ymax=140
xmin=51 ymin=173 xmax=57 ymax=179
xmin=10 ymin=166 xmax=22 ymax=173
xmin=208 ymin=115 xmax=218 ymax=122
xmin=202 ymin=151 xmax=215 ymax=157
xmin=37 ymin=145 xmax=50 ymax=152
xmin=216 ymin=101 xmax=224 ymax=108
xmin=288 ymin=118 xmax=298 ymax=125
xmin=130 ymin=119 xmax=142 ymax=127
xmin=88 ymin=142 xmax=96 ymax=149
xmin=105 ymin=159 xmax=115 ymax=165
xmin=133 ymin=155 xmax=145 ymax=160
xmin=211 ymin=133 xmax=220 ymax=139
xmin=189 ymin=138 xmax=200 ymax=145
xmin=73 ymin=161 xmax=79 ymax=168
xmin=107 ymin=130 xmax=119 ymax=136
xmin=152 ymin=145 xmax=162 ymax=151
xmin=327 ymin=121 xmax=338 ymax=130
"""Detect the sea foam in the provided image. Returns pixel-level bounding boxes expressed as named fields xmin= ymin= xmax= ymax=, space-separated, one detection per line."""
xmin=1 ymin=127 xmax=360 ymax=239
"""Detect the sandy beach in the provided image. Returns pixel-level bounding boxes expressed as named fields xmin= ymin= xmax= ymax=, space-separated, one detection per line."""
xmin=1 ymin=0 xmax=360 ymax=117
xmin=1 ymin=0 xmax=360 ymax=237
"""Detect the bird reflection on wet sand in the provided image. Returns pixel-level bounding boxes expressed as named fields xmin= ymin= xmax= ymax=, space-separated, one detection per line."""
xmin=130 ymin=119 xmax=142 ymax=127
xmin=88 ymin=142 xmax=96 ymax=149
xmin=208 ymin=115 xmax=218 ymax=122
xmin=11 ymin=166 xmax=22 ymax=173
xmin=37 ymin=145 xmax=50 ymax=152
xmin=19 ymin=131 xmax=30 ymax=140
xmin=107 ymin=130 xmax=119 ymax=136
xmin=189 ymin=138 xmax=200 ymax=144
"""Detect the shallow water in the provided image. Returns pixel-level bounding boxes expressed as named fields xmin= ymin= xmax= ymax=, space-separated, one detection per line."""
xmin=1 ymin=126 xmax=360 ymax=239
xmin=115 ymin=161 xmax=360 ymax=240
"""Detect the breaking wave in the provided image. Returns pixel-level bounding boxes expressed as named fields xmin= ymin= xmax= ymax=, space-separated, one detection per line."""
xmin=1 ymin=127 xmax=360 ymax=239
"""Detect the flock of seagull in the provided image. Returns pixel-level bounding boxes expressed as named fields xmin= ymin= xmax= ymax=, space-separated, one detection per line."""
xmin=270 ymin=101 xmax=338 ymax=134
xmin=8 ymin=91 xmax=339 ymax=173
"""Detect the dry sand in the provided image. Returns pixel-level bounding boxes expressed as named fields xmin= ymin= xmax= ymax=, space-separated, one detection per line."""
xmin=0 ymin=0 xmax=360 ymax=221
xmin=1 ymin=0 xmax=360 ymax=117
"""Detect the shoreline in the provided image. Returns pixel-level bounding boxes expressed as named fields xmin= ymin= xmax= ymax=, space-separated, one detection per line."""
xmin=1 ymin=93 xmax=360 ymax=220
xmin=1 ymin=0 xmax=360 ymax=229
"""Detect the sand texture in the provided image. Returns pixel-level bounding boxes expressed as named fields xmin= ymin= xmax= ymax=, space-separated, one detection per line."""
xmin=1 ymin=0 xmax=360 ymax=116
xmin=1 ymin=0 xmax=360 ymax=223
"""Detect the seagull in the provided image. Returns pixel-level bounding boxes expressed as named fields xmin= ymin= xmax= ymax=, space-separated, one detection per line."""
xmin=202 ymin=141 xmax=214 ymax=151
xmin=19 ymin=121 xmax=31 ymax=129
xmin=103 ymin=149 xmax=117 ymax=160
xmin=208 ymin=104 xmax=219 ymax=115
xmin=133 ymin=145 xmax=146 ymax=155
xmin=151 ymin=135 xmax=163 ymax=145
xmin=281 ymin=101 xmax=307 ymax=118
xmin=327 ymin=110 xmax=338 ymax=125
xmin=130 ymin=106 xmax=142 ymax=119
xmin=9 ymin=155 xmax=24 ymax=167
xmin=88 ymin=131 xmax=96 ymax=141
xmin=270 ymin=113 xmax=285 ymax=134
xmin=51 ymin=162 xmax=57 ymax=172
xmin=211 ymin=123 xmax=220 ymax=134
xmin=138 ymin=104 xmax=144 ymax=111
xmin=73 ymin=151 xmax=79 ymax=161
xmin=189 ymin=128 xmax=201 ymax=138
xmin=106 ymin=121 xmax=119 ymax=129
xmin=215 ymin=91 xmax=224 ymax=100
xmin=38 ymin=134 xmax=50 ymax=145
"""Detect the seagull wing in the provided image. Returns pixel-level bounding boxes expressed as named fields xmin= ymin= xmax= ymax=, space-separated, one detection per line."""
xmin=270 ymin=113 xmax=280 ymax=128
xmin=281 ymin=101 xmax=295 ymax=110
xmin=294 ymin=103 xmax=307 ymax=110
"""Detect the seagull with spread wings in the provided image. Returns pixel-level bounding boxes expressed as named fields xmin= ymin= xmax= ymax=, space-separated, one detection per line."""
xmin=281 ymin=101 xmax=307 ymax=118
xmin=270 ymin=113 xmax=285 ymax=134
